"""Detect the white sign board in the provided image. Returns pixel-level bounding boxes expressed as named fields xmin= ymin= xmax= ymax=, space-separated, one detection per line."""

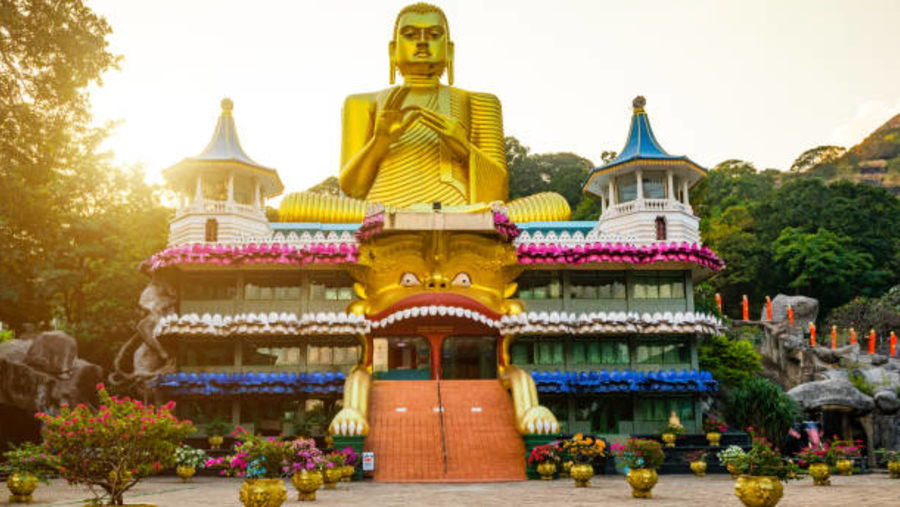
xmin=362 ymin=452 xmax=375 ymax=471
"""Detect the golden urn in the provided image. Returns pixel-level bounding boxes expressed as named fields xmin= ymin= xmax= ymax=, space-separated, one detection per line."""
xmin=734 ymin=475 xmax=784 ymax=507
xmin=176 ymin=466 xmax=196 ymax=483
xmin=706 ymin=432 xmax=722 ymax=446
xmin=239 ymin=478 xmax=287 ymax=507
xmin=323 ymin=467 xmax=342 ymax=489
xmin=292 ymin=470 xmax=322 ymax=501
xmin=536 ymin=462 xmax=557 ymax=480
xmin=888 ymin=460 xmax=900 ymax=478
xmin=570 ymin=463 xmax=593 ymax=487
xmin=727 ymin=462 xmax=740 ymax=479
xmin=626 ymin=468 xmax=658 ymax=499
xmin=208 ymin=435 xmax=224 ymax=449
xmin=808 ymin=463 xmax=831 ymax=486
xmin=560 ymin=460 xmax=573 ymax=477
xmin=690 ymin=461 xmax=707 ymax=477
xmin=835 ymin=459 xmax=853 ymax=476
xmin=661 ymin=433 xmax=677 ymax=448
xmin=341 ymin=464 xmax=355 ymax=482
xmin=7 ymin=472 xmax=39 ymax=503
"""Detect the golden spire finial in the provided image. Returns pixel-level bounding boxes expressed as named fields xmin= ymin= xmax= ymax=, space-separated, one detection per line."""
xmin=220 ymin=97 xmax=234 ymax=114
xmin=633 ymin=95 xmax=646 ymax=110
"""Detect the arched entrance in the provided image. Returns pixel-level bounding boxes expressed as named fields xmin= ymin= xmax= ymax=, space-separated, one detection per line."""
xmin=372 ymin=336 xmax=431 ymax=380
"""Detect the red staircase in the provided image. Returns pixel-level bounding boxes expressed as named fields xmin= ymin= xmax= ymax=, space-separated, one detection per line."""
xmin=364 ymin=379 xmax=526 ymax=482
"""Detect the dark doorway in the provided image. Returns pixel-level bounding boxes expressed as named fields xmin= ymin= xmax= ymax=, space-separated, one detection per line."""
xmin=441 ymin=336 xmax=497 ymax=380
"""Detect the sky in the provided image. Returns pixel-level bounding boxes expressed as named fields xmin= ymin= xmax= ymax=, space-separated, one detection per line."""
xmin=86 ymin=0 xmax=900 ymax=202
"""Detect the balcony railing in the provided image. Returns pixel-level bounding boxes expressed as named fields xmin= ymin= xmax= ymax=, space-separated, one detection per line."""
xmin=606 ymin=198 xmax=693 ymax=217
xmin=175 ymin=199 xmax=265 ymax=218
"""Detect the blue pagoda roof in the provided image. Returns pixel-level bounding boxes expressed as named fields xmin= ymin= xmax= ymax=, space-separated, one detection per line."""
xmin=151 ymin=370 xmax=346 ymax=397
xmin=531 ymin=368 xmax=718 ymax=394
xmin=582 ymin=96 xmax=706 ymax=193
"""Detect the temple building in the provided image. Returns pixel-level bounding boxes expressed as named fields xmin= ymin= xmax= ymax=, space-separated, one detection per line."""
xmin=144 ymin=3 xmax=722 ymax=483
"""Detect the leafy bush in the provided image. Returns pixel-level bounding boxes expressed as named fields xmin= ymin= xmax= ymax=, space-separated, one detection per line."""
xmin=733 ymin=433 xmax=798 ymax=481
xmin=659 ymin=422 xmax=685 ymax=436
xmin=716 ymin=445 xmax=746 ymax=465
xmin=35 ymin=383 xmax=195 ymax=505
xmin=528 ymin=444 xmax=560 ymax=466
xmin=560 ymin=433 xmax=606 ymax=465
xmin=282 ymin=438 xmax=323 ymax=475
xmin=205 ymin=428 xmax=288 ymax=479
xmin=175 ymin=445 xmax=208 ymax=469
xmin=0 ymin=441 xmax=58 ymax=483
xmin=703 ymin=415 xmax=728 ymax=434
xmin=612 ymin=438 xmax=665 ymax=470
xmin=849 ymin=371 xmax=874 ymax=396
xmin=699 ymin=334 xmax=762 ymax=387
xmin=724 ymin=377 xmax=797 ymax=448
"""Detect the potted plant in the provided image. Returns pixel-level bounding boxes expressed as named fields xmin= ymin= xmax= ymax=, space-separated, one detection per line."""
xmin=321 ymin=452 xmax=345 ymax=490
xmin=283 ymin=438 xmax=324 ymax=501
xmin=35 ymin=383 xmax=195 ymax=506
xmin=339 ymin=446 xmax=357 ymax=482
xmin=684 ymin=450 xmax=708 ymax=477
xmin=831 ymin=438 xmax=862 ymax=476
xmin=207 ymin=428 xmax=289 ymax=507
xmin=612 ymin=438 xmax=665 ymax=498
xmin=527 ymin=443 xmax=560 ymax=480
xmin=731 ymin=434 xmax=797 ymax=507
xmin=174 ymin=445 xmax=207 ymax=482
xmin=875 ymin=449 xmax=900 ymax=479
xmin=703 ymin=415 xmax=728 ymax=446
xmin=717 ymin=445 xmax=748 ymax=479
xmin=1 ymin=442 xmax=58 ymax=503
xmin=205 ymin=418 xmax=231 ymax=449
xmin=561 ymin=434 xmax=605 ymax=487
xmin=659 ymin=412 xmax=685 ymax=448
xmin=795 ymin=442 xmax=835 ymax=486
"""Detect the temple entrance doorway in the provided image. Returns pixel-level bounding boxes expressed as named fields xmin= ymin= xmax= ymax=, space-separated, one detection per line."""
xmin=372 ymin=336 xmax=431 ymax=380
xmin=440 ymin=336 xmax=497 ymax=380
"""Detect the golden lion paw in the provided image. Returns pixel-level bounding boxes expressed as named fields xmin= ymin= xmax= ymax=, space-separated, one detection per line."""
xmin=328 ymin=408 xmax=369 ymax=436
xmin=518 ymin=405 xmax=559 ymax=434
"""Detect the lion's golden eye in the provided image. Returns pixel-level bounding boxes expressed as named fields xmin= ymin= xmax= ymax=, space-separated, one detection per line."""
xmin=399 ymin=272 xmax=421 ymax=287
xmin=451 ymin=272 xmax=471 ymax=287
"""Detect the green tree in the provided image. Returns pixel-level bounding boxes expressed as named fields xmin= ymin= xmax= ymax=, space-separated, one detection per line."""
xmin=724 ymin=377 xmax=798 ymax=448
xmin=698 ymin=334 xmax=762 ymax=388
xmin=790 ymin=145 xmax=846 ymax=173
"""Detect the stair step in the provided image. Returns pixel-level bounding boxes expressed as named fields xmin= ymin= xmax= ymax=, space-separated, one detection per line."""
xmin=364 ymin=379 xmax=526 ymax=482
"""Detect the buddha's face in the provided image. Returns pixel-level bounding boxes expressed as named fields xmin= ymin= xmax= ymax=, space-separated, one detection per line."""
xmin=392 ymin=11 xmax=450 ymax=77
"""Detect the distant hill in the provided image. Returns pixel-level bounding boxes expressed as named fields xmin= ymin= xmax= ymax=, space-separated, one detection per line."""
xmin=808 ymin=112 xmax=900 ymax=195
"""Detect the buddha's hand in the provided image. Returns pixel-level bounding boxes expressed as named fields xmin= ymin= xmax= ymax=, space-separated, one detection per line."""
xmin=375 ymin=87 xmax=419 ymax=143
xmin=415 ymin=108 xmax=470 ymax=158
xmin=328 ymin=407 xmax=369 ymax=436
xmin=518 ymin=405 xmax=560 ymax=435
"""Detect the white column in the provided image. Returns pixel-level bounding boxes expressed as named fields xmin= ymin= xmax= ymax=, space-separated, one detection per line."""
xmin=666 ymin=170 xmax=675 ymax=201
xmin=608 ymin=179 xmax=615 ymax=206
xmin=600 ymin=195 xmax=606 ymax=214
xmin=253 ymin=180 xmax=261 ymax=208
xmin=682 ymin=179 xmax=689 ymax=205
xmin=194 ymin=174 xmax=203 ymax=203
xmin=227 ymin=171 xmax=235 ymax=203
xmin=635 ymin=170 xmax=643 ymax=201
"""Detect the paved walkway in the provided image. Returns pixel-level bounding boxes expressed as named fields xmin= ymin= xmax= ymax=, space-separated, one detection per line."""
xmin=5 ymin=473 xmax=898 ymax=506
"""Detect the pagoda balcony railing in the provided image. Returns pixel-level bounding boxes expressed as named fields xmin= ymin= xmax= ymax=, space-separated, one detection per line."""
xmin=605 ymin=198 xmax=693 ymax=218
xmin=175 ymin=199 xmax=265 ymax=218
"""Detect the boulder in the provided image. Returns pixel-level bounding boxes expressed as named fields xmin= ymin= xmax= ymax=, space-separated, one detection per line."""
xmin=763 ymin=294 xmax=818 ymax=328
xmin=787 ymin=376 xmax=874 ymax=413
xmin=23 ymin=331 xmax=77 ymax=378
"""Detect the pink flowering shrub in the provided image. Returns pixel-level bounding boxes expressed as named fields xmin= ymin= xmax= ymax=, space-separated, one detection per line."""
xmin=205 ymin=427 xmax=289 ymax=478
xmin=282 ymin=438 xmax=324 ymax=475
xmin=35 ymin=383 xmax=195 ymax=505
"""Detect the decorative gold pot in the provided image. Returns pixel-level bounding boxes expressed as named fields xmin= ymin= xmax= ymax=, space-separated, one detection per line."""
xmin=662 ymin=432 xmax=676 ymax=448
xmin=626 ymin=468 xmax=658 ymax=499
xmin=727 ymin=462 xmax=740 ymax=479
xmin=809 ymin=463 xmax=831 ymax=486
xmin=690 ymin=461 xmax=707 ymax=477
xmin=292 ymin=470 xmax=322 ymax=501
xmin=323 ymin=467 xmax=342 ymax=489
xmin=835 ymin=459 xmax=853 ymax=476
xmin=341 ymin=464 xmax=355 ymax=482
xmin=208 ymin=435 xmax=224 ymax=449
xmin=7 ymin=472 xmax=39 ymax=503
xmin=734 ymin=475 xmax=784 ymax=507
xmin=707 ymin=432 xmax=722 ymax=446
xmin=239 ymin=478 xmax=287 ymax=507
xmin=536 ymin=462 xmax=557 ymax=480
xmin=888 ymin=460 xmax=900 ymax=479
xmin=570 ymin=463 xmax=593 ymax=487
xmin=176 ymin=465 xmax=196 ymax=482
xmin=560 ymin=460 xmax=573 ymax=478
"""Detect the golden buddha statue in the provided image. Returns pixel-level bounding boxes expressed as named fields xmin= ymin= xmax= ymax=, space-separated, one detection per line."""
xmin=280 ymin=3 xmax=570 ymax=223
